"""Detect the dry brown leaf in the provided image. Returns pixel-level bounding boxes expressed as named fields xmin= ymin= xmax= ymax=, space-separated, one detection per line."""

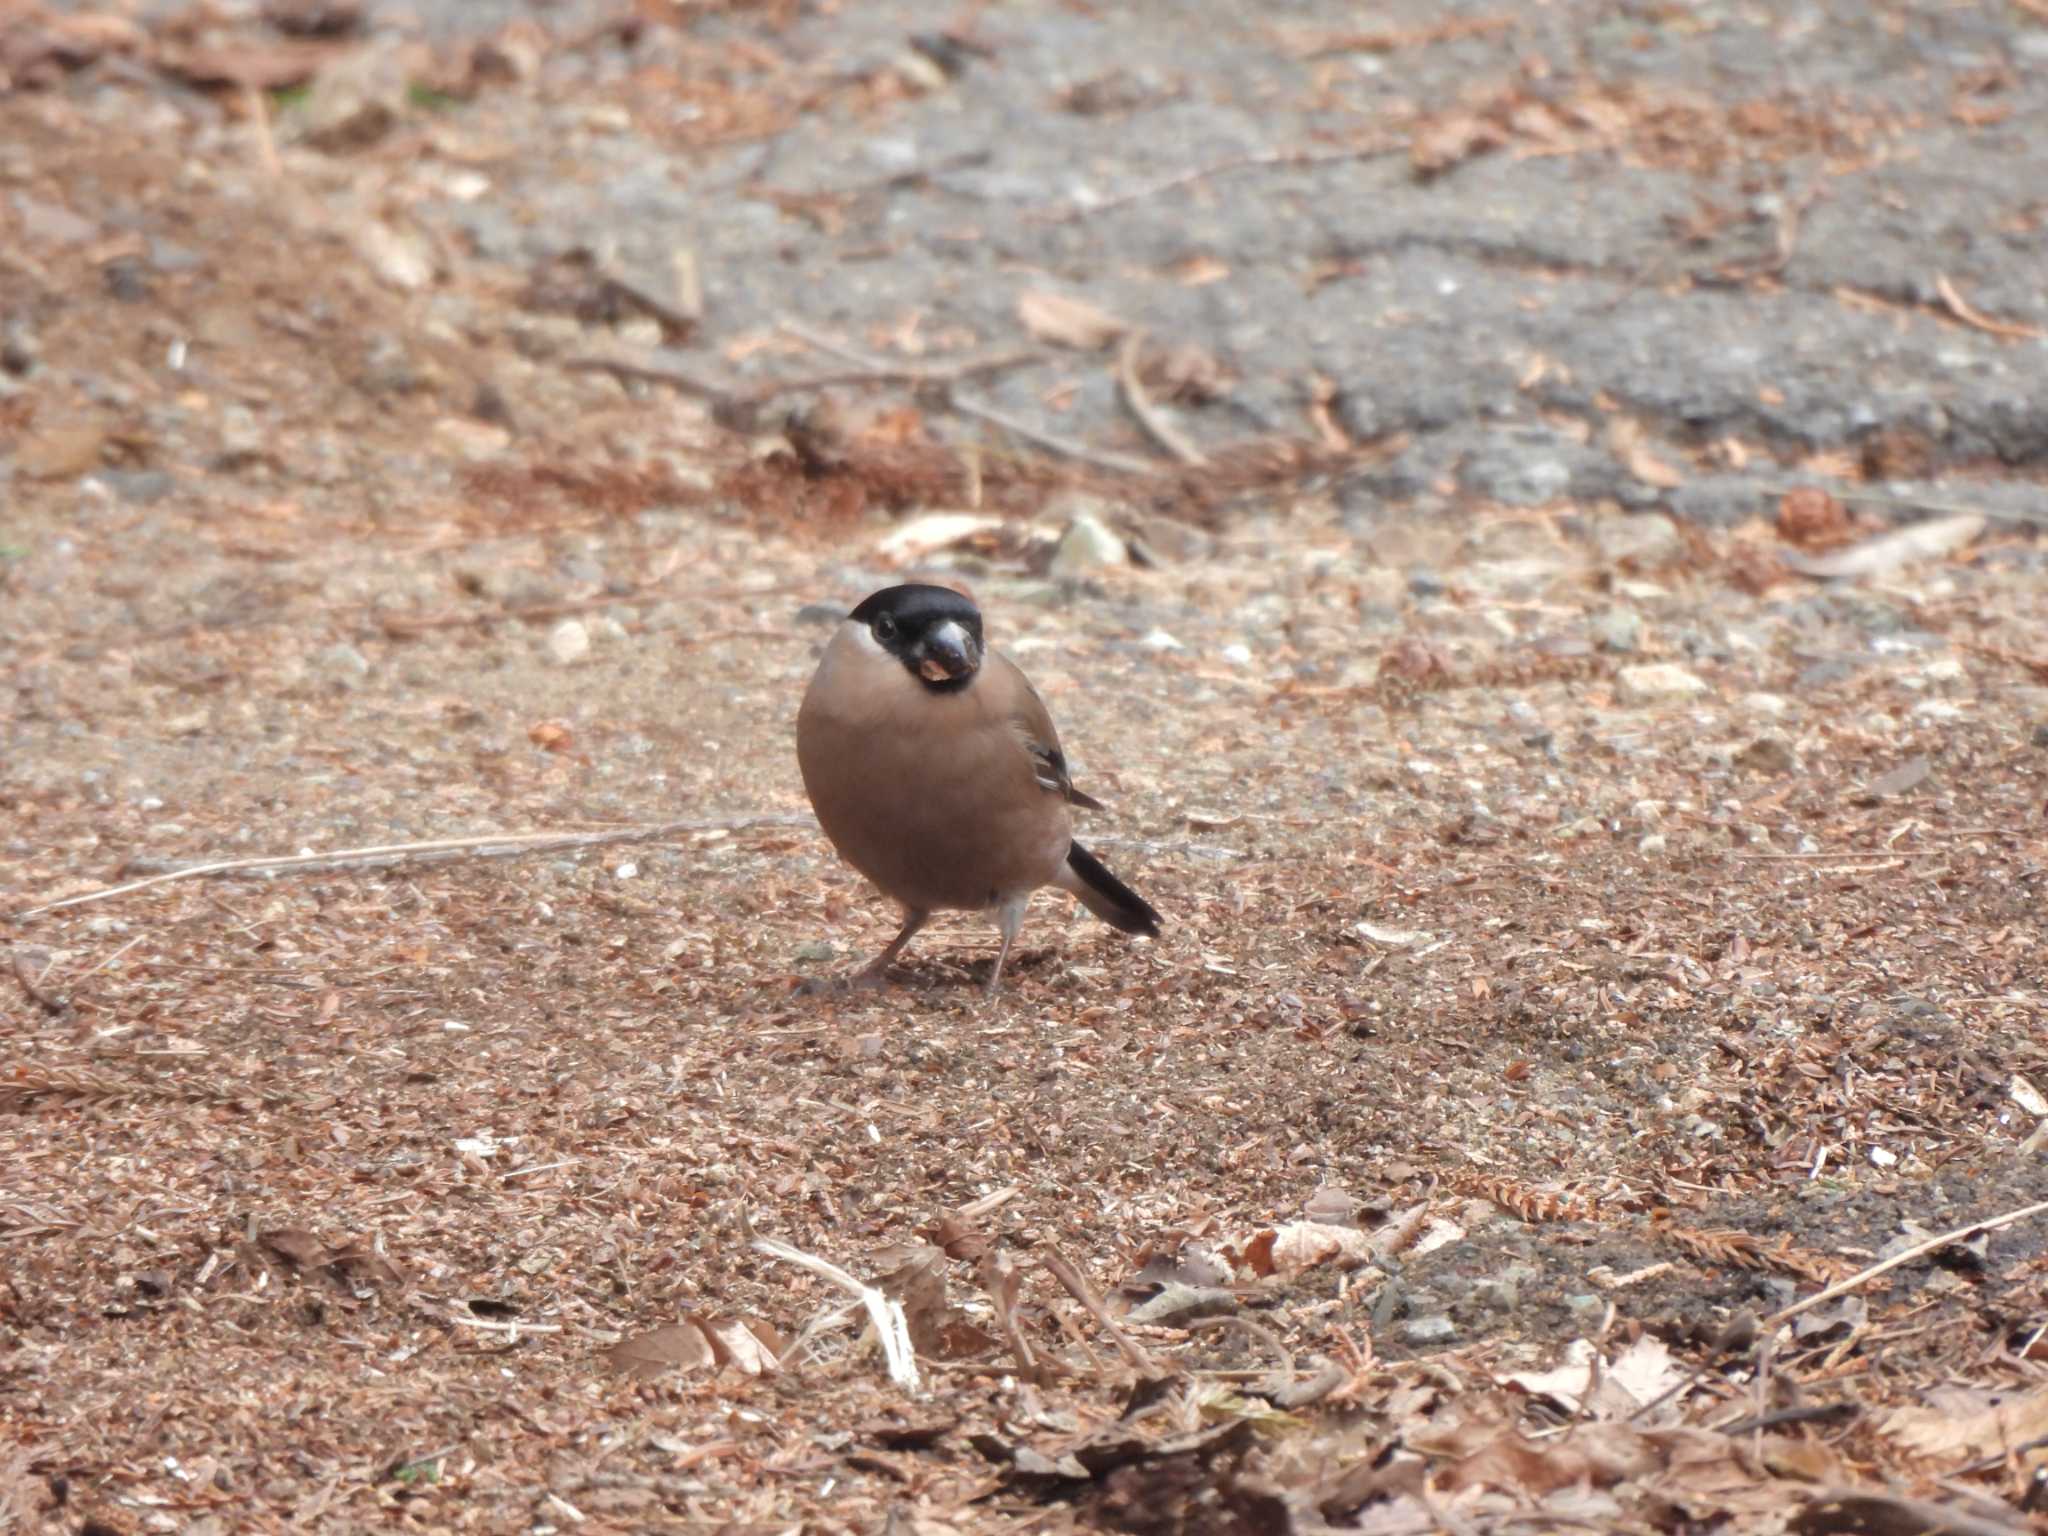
xmin=1267 ymin=1220 xmax=1378 ymax=1275
xmin=1776 ymin=486 xmax=1850 ymax=548
xmin=1411 ymin=112 xmax=1506 ymax=177
xmin=258 ymin=1227 xmax=333 ymax=1270
xmin=1606 ymin=417 xmax=1685 ymax=489
xmin=1780 ymin=513 xmax=1984 ymax=579
xmin=1880 ymin=1386 xmax=2048 ymax=1463
xmin=607 ymin=1320 xmax=717 ymax=1381
xmin=1016 ymin=289 xmax=1128 ymax=350
xmin=528 ymin=720 xmax=576 ymax=753
xmin=700 ymin=1316 xmax=782 ymax=1376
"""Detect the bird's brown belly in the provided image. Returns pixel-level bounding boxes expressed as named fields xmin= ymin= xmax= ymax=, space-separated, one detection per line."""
xmin=797 ymin=709 xmax=1070 ymax=913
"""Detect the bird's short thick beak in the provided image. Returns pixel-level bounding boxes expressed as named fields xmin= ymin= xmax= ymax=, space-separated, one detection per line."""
xmin=917 ymin=620 xmax=981 ymax=682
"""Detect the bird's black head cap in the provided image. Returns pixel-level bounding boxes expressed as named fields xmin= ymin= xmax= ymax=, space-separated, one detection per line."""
xmin=849 ymin=584 xmax=985 ymax=691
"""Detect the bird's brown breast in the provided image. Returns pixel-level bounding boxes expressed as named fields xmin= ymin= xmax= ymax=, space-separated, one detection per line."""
xmin=797 ymin=627 xmax=1071 ymax=912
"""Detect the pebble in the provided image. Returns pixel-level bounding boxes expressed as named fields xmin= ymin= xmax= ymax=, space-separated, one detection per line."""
xmin=1912 ymin=698 xmax=1966 ymax=722
xmin=354 ymin=220 xmax=435 ymax=291
xmin=1734 ymin=733 xmax=1796 ymax=774
xmin=1616 ymin=663 xmax=1710 ymax=704
xmin=2032 ymin=722 xmax=2048 ymax=748
xmin=547 ymin=619 xmax=592 ymax=666
xmin=432 ymin=417 xmax=511 ymax=461
xmin=316 ymin=643 xmax=372 ymax=685
xmin=1400 ymin=1316 xmax=1458 ymax=1346
xmin=1048 ymin=511 xmax=1127 ymax=578
xmin=1741 ymin=691 xmax=1790 ymax=718
xmin=1590 ymin=606 xmax=1643 ymax=654
xmin=1588 ymin=512 xmax=1682 ymax=568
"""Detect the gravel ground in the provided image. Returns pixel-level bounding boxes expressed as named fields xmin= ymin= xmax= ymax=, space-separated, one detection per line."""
xmin=3 ymin=2 xmax=2048 ymax=1532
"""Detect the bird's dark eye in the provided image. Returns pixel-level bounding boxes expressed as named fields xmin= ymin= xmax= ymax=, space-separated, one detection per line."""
xmin=873 ymin=614 xmax=899 ymax=643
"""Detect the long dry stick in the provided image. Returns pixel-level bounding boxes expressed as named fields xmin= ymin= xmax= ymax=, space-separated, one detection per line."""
xmin=947 ymin=394 xmax=1162 ymax=476
xmin=9 ymin=817 xmax=816 ymax=923
xmin=1034 ymin=138 xmax=1404 ymax=224
xmin=1763 ymin=1198 xmax=2048 ymax=1331
xmin=1042 ymin=1250 xmax=1157 ymax=1373
xmin=1115 ymin=332 xmax=1207 ymax=467
xmin=568 ymin=337 xmax=1043 ymax=415
xmin=1803 ymin=1489 xmax=2034 ymax=1536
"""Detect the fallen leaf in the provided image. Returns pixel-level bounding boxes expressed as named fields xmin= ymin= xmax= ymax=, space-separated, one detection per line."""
xmin=1607 ymin=417 xmax=1685 ymax=489
xmin=259 ymin=1228 xmax=333 ymax=1269
xmin=1357 ymin=921 xmax=1433 ymax=947
xmin=875 ymin=512 xmax=1002 ymax=564
xmin=700 ymin=1315 xmax=782 ymax=1375
xmin=1781 ymin=514 xmax=1984 ymax=579
xmin=607 ymin=1321 xmax=716 ymax=1381
xmin=1776 ymin=486 xmax=1850 ymax=548
xmin=1016 ymin=289 xmax=1128 ymax=350
xmin=1859 ymin=756 xmax=1931 ymax=801
xmin=1268 ymin=1220 xmax=1378 ymax=1275
xmin=1880 ymin=1385 xmax=2048 ymax=1463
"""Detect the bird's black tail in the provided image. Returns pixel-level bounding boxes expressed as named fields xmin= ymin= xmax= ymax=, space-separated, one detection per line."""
xmin=1059 ymin=842 xmax=1162 ymax=938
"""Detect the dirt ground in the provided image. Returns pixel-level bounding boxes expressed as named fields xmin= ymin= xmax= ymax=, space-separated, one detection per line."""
xmin=5 ymin=4 xmax=2048 ymax=1534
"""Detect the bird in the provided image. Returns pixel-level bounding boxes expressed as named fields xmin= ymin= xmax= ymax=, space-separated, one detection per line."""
xmin=796 ymin=582 xmax=1161 ymax=994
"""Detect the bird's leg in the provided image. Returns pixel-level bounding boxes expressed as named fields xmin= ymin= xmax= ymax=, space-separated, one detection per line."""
xmin=853 ymin=908 xmax=928 ymax=989
xmin=985 ymin=894 xmax=1030 ymax=996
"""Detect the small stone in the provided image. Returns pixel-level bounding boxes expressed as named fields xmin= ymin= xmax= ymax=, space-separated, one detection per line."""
xmin=1 ymin=318 xmax=38 ymax=375
xmin=18 ymin=424 xmax=107 ymax=479
xmin=316 ymin=643 xmax=371 ymax=684
xmin=1218 ymin=643 xmax=1252 ymax=667
xmin=11 ymin=192 xmax=97 ymax=246
xmin=1406 ymin=566 xmax=1446 ymax=598
xmin=1742 ymin=691 xmax=1790 ymax=718
xmin=1399 ymin=1316 xmax=1457 ymax=1346
xmin=1048 ymin=511 xmax=1127 ymax=578
xmin=547 ymin=619 xmax=591 ymax=666
xmin=795 ymin=603 xmax=843 ymax=627
xmin=1735 ymin=733 xmax=1796 ymax=775
xmin=2031 ymin=722 xmax=2048 ymax=748
xmin=1616 ymin=663 xmax=1710 ymax=705
xmin=1590 ymin=606 xmax=1643 ymax=654
xmin=431 ymin=417 xmax=511 ymax=461
xmin=1912 ymin=698 xmax=1965 ymax=722
xmin=354 ymin=221 xmax=435 ymax=291
xmin=1588 ymin=512 xmax=1683 ymax=569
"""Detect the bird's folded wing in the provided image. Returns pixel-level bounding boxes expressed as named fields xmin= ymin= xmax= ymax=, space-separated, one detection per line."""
xmin=996 ymin=655 xmax=1107 ymax=811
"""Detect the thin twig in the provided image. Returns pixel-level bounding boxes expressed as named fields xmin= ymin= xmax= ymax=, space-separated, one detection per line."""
xmin=946 ymin=394 xmax=1161 ymax=476
xmin=1802 ymin=1489 xmax=2034 ymax=1536
xmin=10 ymin=817 xmax=817 ymax=922
xmin=1182 ymin=1314 xmax=1297 ymax=1378
xmin=755 ymin=1238 xmax=919 ymax=1391
xmin=1763 ymin=1198 xmax=2048 ymax=1331
xmin=570 ymin=331 xmax=1044 ymax=419
xmin=1034 ymin=138 xmax=1404 ymax=224
xmin=776 ymin=321 xmax=1044 ymax=389
xmin=1756 ymin=482 xmax=2048 ymax=531
xmin=1042 ymin=1250 xmax=1157 ymax=1372
xmin=8 ymin=950 xmax=70 ymax=1016
xmin=1115 ymin=332 xmax=1207 ymax=467
xmin=1934 ymin=272 xmax=2046 ymax=341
